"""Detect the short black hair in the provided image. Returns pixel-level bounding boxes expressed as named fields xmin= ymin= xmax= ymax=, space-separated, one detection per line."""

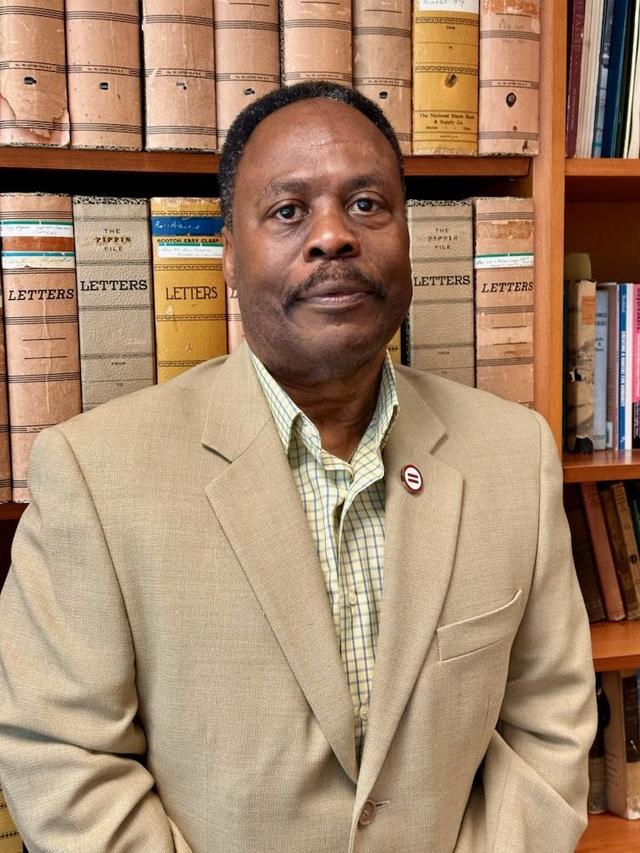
xmin=218 ymin=81 xmax=405 ymax=229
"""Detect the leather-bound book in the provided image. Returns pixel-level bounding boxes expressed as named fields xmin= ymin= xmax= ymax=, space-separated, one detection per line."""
xmin=478 ymin=0 xmax=540 ymax=155
xmin=151 ymin=197 xmax=227 ymax=382
xmin=581 ymin=481 xmax=626 ymax=622
xmin=280 ymin=0 xmax=352 ymax=87
xmin=473 ymin=196 xmax=534 ymax=407
xmin=0 ymin=0 xmax=69 ymax=146
xmin=406 ymin=200 xmax=474 ymax=386
xmin=226 ymin=281 xmax=244 ymax=353
xmin=214 ymin=0 xmax=279 ymax=149
xmin=142 ymin=1 xmax=216 ymax=152
xmin=65 ymin=1 xmax=143 ymax=149
xmin=412 ymin=0 xmax=479 ymax=154
xmin=0 ymin=784 xmax=22 ymax=853
xmin=353 ymin=0 xmax=411 ymax=154
xmin=0 ymin=193 xmax=81 ymax=503
xmin=600 ymin=485 xmax=640 ymax=620
xmin=564 ymin=484 xmax=606 ymax=623
xmin=72 ymin=196 xmax=155 ymax=411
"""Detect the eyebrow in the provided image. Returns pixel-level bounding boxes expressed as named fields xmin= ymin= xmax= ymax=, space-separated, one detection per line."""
xmin=261 ymin=172 xmax=390 ymax=199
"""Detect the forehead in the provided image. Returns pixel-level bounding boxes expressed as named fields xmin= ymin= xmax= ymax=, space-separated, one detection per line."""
xmin=235 ymin=98 xmax=401 ymax=193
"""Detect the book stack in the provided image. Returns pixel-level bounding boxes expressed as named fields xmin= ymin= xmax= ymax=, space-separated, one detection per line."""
xmin=0 ymin=0 xmax=542 ymax=156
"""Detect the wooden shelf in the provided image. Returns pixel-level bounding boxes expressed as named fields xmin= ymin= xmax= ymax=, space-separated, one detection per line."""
xmin=591 ymin=621 xmax=640 ymax=671
xmin=565 ymin=158 xmax=640 ymax=201
xmin=563 ymin=451 xmax=640 ymax=482
xmin=577 ymin=811 xmax=640 ymax=851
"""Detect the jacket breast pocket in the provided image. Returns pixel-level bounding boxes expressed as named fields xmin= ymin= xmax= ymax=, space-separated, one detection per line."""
xmin=436 ymin=589 xmax=524 ymax=662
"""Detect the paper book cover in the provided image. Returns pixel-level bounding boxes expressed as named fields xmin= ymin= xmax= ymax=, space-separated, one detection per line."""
xmin=280 ymin=0 xmax=352 ymax=87
xmin=407 ymin=200 xmax=474 ymax=386
xmin=214 ymin=0 xmax=279 ymax=149
xmin=151 ymin=197 xmax=227 ymax=382
xmin=226 ymin=281 xmax=244 ymax=353
xmin=65 ymin=0 xmax=143 ymax=150
xmin=0 ymin=193 xmax=81 ymax=503
xmin=564 ymin=278 xmax=596 ymax=453
xmin=0 ymin=784 xmax=22 ymax=853
xmin=473 ymin=196 xmax=534 ymax=407
xmin=581 ymin=482 xmax=626 ymax=621
xmin=142 ymin=1 xmax=217 ymax=152
xmin=412 ymin=0 xmax=479 ymax=155
xmin=478 ymin=0 xmax=540 ymax=155
xmin=353 ymin=0 xmax=411 ymax=154
xmin=0 ymin=270 xmax=11 ymax=502
xmin=73 ymin=196 xmax=155 ymax=411
xmin=0 ymin=0 xmax=70 ymax=147
xmin=565 ymin=484 xmax=606 ymax=623
xmin=602 ymin=669 xmax=640 ymax=820
xmin=600 ymin=484 xmax=640 ymax=619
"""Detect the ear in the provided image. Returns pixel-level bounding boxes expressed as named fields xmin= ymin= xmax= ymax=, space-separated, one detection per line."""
xmin=222 ymin=226 xmax=236 ymax=290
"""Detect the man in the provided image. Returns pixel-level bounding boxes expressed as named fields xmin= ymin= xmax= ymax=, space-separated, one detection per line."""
xmin=0 ymin=82 xmax=596 ymax=852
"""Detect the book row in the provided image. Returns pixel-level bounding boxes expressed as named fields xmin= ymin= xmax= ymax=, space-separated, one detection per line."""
xmin=564 ymin=255 xmax=640 ymax=453
xmin=566 ymin=0 xmax=640 ymax=158
xmin=0 ymin=192 xmax=534 ymax=504
xmin=0 ymin=0 xmax=540 ymax=157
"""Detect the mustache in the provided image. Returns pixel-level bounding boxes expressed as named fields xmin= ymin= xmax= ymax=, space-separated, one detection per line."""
xmin=282 ymin=264 xmax=387 ymax=312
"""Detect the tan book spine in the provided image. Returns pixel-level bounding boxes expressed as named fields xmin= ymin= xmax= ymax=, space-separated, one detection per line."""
xmin=407 ymin=200 xmax=475 ymax=386
xmin=478 ymin=0 xmax=540 ymax=155
xmin=612 ymin=481 xmax=640 ymax=603
xmin=565 ymin=278 xmax=596 ymax=453
xmin=0 ymin=193 xmax=81 ymax=503
xmin=601 ymin=486 xmax=640 ymax=620
xmin=151 ymin=197 xmax=227 ymax=382
xmin=581 ymin=482 xmax=626 ymax=621
xmin=73 ymin=196 xmax=155 ymax=411
xmin=65 ymin=1 xmax=143 ymax=150
xmin=412 ymin=0 xmax=479 ymax=154
xmin=281 ymin=0 xmax=352 ymax=87
xmin=226 ymin=281 xmax=244 ymax=353
xmin=353 ymin=0 xmax=412 ymax=154
xmin=0 ymin=0 xmax=69 ymax=146
xmin=214 ymin=0 xmax=279 ymax=148
xmin=0 ymin=270 xmax=11 ymax=502
xmin=602 ymin=670 xmax=640 ymax=819
xmin=473 ymin=196 xmax=534 ymax=407
xmin=142 ymin=1 xmax=217 ymax=152
xmin=0 ymin=784 xmax=22 ymax=853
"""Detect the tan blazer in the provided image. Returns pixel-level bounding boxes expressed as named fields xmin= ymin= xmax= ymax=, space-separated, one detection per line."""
xmin=0 ymin=343 xmax=596 ymax=853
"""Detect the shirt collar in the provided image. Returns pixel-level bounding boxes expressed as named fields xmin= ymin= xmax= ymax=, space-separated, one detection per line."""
xmin=249 ymin=349 xmax=399 ymax=463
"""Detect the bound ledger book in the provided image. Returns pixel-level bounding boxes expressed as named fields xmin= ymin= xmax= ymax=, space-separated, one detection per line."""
xmin=406 ymin=200 xmax=475 ymax=386
xmin=412 ymin=0 xmax=479 ymax=154
xmin=142 ymin=1 xmax=217 ymax=151
xmin=214 ymin=0 xmax=280 ymax=149
xmin=478 ymin=0 xmax=540 ymax=155
xmin=151 ymin=197 xmax=227 ymax=382
xmin=0 ymin=193 xmax=81 ymax=503
xmin=280 ymin=0 xmax=352 ymax=87
xmin=0 ymin=783 xmax=21 ymax=853
xmin=473 ymin=196 xmax=534 ymax=408
xmin=0 ymin=0 xmax=70 ymax=147
xmin=65 ymin=0 xmax=143 ymax=150
xmin=73 ymin=196 xmax=155 ymax=411
xmin=353 ymin=0 xmax=412 ymax=154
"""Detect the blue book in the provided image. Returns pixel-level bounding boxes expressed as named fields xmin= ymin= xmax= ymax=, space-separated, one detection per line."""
xmin=602 ymin=0 xmax=631 ymax=156
xmin=593 ymin=0 xmax=616 ymax=156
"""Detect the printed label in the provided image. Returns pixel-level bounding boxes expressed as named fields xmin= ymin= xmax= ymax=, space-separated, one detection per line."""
xmin=157 ymin=242 xmax=223 ymax=259
xmin=1 ymin=251 xmax=75 ymax=269
xmin=474 ymin=253 xmax=533 ymax=270
xmin=418 ymin=0 xmax=478 ymax=11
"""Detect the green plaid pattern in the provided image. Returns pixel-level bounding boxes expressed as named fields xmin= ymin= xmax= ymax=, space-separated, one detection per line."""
xmin=250 ymin=350 xmax=398 ymax=760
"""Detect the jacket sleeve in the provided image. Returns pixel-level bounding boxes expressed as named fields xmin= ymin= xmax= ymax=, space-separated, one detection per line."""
xmin=455 ymin=410 xmax=598 ymax=852
xmin=0 ymin=426 xmax=193 ymax=853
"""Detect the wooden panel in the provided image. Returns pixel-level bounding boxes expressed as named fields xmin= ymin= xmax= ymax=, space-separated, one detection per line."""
xmin=564 ymin=202 xmax=640 ymax=282
xmin=563 ymin=451 xmax=640 ymax=482
xmin=577 ymin=811 xmax=640 ymax=851
xmin=566 ymin=159 xmax=640 ymax=202
xmin=591 ymin=621 xmax=640 ymax=671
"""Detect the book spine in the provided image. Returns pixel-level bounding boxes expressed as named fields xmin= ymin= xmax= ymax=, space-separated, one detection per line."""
xmin=602 ymin=670 xmax=640 ymax=820
xmin=0 ymin=0 xmax=70 ymax=147
xmin=581 ymin=482 xmax=626 ymax=621
xmin=0 ymin=783 xmax=22 ymax=852
xmin=566 ymin=0 xmax=586 ymax=157
xmin=612 ymin=481 xmax=640 ymax=599
xmin=620 ymin=283 xmax=627 ymax=450
xmin=0 ymin=270 xmax=11 ymax=502
xmin=604 ymin=283 xmax=620 ymax=448
xmin=633 ymin=283 xmax=640 ymax=448
xmin=565 ymin=278 xmax=596 ymax=452
xmin=387 ymin=327 xmax=401 ymax=365
xmin=353 ymin=0 xmax=412 ymax=154
xmin=478 ymin=0 xmax=540 ymax=155
xmin=73 ymin=196 xmax=155 ymax=411
xmin=565 ymin=484 xmax=606 ymax=622
xmin=407 ymin=199 xmax=474 ymax=386
xmin=65 ymin=1 xmax=143 ymax=150
xmin=226 ymin=281 xmax=244 ymax=353
xmin=0 ymin=193 xmax=81 ymax=503
xmin=151 ymin=197 xmax=227 ymax=383
xmin=473 ymin=196 xmax=534 ymax=407
xmin=601 ymin=485 xmax=640 ymax=619
xmin=142 ymin=1 xmax=216 ymax=152
xmin=593 ymin=288 xmax=608 ymax=450
xmin=412 ymin=0 xmax=479 ymax=155
xmin=214 ymin=0 xmax=280 ymax=149
xmin=591 ymin=0 xmax=615 ymax=158
xmin=280 ymin=0 xmax=352 ymax=88
xmin=601 ymin=0 xmax=631 ymax=157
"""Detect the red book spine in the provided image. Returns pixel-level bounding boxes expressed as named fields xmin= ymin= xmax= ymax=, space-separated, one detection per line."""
xmin=566 ymin=0 xmax=586 ymax=157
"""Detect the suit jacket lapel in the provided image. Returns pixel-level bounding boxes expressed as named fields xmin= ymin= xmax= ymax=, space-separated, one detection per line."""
xmin=201 ymin=345 xmax=358 ymax=782
xmin=356 ymin=370 xmax=464 ymax=803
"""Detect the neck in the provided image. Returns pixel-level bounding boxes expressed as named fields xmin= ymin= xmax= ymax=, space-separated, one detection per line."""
xmin=270 ymin=351 xmax=386 ymax=461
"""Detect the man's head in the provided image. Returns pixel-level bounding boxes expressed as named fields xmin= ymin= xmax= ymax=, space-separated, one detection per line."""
xmin=221 ymin=82 xmax=412 ymax=385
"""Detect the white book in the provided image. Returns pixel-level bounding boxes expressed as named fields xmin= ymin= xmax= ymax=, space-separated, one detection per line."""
xmin=624 ymin=1 xmax=640 ymax=157
xmin=594 ymin=288 xmax=609 ymax=450
xmin=576 ymin=0 xmax=605 ymax=157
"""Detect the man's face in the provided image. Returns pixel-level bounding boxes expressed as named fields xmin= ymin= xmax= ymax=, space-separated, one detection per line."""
xmin=223 ymin=98 xmax=413 ymax=383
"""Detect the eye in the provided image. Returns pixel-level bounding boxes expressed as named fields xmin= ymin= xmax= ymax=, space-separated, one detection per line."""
xmin=274 ymin=203 xmax=302 ymax=221
xmin=350 ymin=196 xmax=380 ymax=214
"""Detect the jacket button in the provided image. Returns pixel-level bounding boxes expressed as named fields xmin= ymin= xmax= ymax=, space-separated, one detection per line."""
xmin=358 ymin=799 xmax=377 ymax=826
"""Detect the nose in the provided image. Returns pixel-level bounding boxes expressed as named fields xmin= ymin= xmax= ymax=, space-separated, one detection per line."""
xmin=303 ymin=203 xmax=360 ymax=262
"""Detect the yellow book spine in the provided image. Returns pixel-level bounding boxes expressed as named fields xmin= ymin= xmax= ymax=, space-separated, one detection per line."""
xmin=150 ymin=197 xmax=227 ymax=383
xmin=412 ymin=0 xmax=479 ymax=154
xmin=0 ymin=786 xmax=22 ymax=853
